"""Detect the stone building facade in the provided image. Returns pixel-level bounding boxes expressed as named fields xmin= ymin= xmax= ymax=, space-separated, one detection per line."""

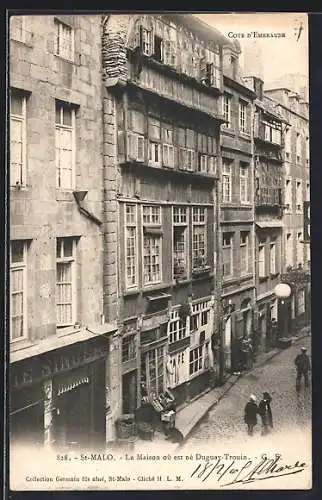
xmin=219 ymin=42 xmax=257 ymax=374
xmin=265 ymin=85 xmax=311 ymax=332
xmin=243 ymin=76 xmax=285 ymax=351
xmin=9 ymin=14 xmax=119 ymax=449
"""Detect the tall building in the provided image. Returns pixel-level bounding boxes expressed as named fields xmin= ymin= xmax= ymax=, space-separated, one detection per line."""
xmin=265 ymin=84 xmax=311 ymax=331
xmin=102 ymin=13 xmax=227 ymax=411
xmin=243 ymin=75 xmax=285 ymax=351
xmin=9 ymin=15 xmax=119 ymax=449
xmin=219 ymin=40 xmax=257 ymax=373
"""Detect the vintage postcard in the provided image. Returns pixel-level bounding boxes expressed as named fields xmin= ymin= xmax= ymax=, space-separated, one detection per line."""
xmin=7 ymin=11 xmax=311 ymax=491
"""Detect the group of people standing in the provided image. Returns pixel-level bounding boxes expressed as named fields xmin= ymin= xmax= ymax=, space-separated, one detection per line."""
xmin=244 ymin=392 xmax=273 ymax=436
xmin=243 ymin=346 xmax=311 ymax=437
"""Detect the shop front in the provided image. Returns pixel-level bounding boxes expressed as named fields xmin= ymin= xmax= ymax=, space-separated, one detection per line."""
xmin=220 ymin=291 xmax=256 ymax=375
xmin=10 ymin=336 xmax=111 ymax=452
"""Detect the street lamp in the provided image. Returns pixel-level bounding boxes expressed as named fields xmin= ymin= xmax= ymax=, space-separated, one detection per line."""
xmin=274 ymin=283 xmax=292 ymax=338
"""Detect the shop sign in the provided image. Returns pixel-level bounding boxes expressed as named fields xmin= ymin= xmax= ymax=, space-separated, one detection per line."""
xmin=11 ymin=342 xmax=108 ymax=389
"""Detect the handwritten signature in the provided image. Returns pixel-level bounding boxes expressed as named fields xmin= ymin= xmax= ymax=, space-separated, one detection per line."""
xmin=190 ymin=454 xmax=307 ymax=487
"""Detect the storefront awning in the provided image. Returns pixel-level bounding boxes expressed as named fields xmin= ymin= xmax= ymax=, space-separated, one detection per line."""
xmin=57 ymin=376 xmax=90 ymax=396
xmin=256 ymin=220 xmax=284 ymax=229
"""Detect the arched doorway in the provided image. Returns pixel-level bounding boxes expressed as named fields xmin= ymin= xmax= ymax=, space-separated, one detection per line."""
xmin=241 ymin=298 xmax=252 ymax=338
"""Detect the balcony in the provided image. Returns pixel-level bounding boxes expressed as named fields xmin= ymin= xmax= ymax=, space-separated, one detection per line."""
xmin=255 ymin=187 xmax=283 ymax=207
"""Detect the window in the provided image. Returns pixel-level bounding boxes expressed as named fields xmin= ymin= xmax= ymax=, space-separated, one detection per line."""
xmin=192 ymin=207 xmax=206 ymax=269
xmin=143 ymin=205 xmax=162 ymax=285
xmin=297 ymin=232 xmax=303 ymax=265
xmin=240 ymin=163 xmax=250 ymax=203
xmin=296 ymin=133 xmax=301 ymax=162
xmin=149 ymin=142 xmax=161 ymax=166
xmin=55 ymin=102 xmax=76 ymax=189
xmin=10 ymin=16 xmax=31 ymax=44
xmin=125 ymin=204 xmax=138 ymax=288
xmin=284 ymin=128 xmax=291 ymax=159
xmin=189 ymin=346 xmax=203 ymax=375
xmin=127 ymin=133 xmax=145 ymax=162
xmin=305 ymin=136 xmax=309 ymax=165
xmin=239 ymin=101 xmax=247 ymax=133
xmin=297 ymin=289 xmax=305 ymax=315
xmin=145 ymin=346 xmax=164 ymax=396
xmin=169 ymin=315 xmax=186 ymax=343
xmin=263 ymin=120 xmax=282 ymax=144
xmin=54 ymin=19 xmax=74 ymax=61
xmin=240 ymin=232 xmax=250 ymax=275
xmin=201 ymin=310 xmax=209 ymax=326
xmin=258 ymin=238 xmax=266 ymax=277
xmin=222 ymin=160 xmax=232 ymax=203
xmin=270 ymin=239 xmax=277 ymax=274
xmin=222 ymin=94 xmax=232 ymax=127
xmin=296 ymin=181 xmax=302 ymax=212
xmin=10 ymin=91 xmax=27 ymax=187
xmin=173 ymin=207 xmax=188 ymax=279
xmin=10 ymin=241 xmax=28 ymax=341
xmin=122 ymin=334 xmax=136 ymax=363
xmin=285 ymin=179 xmax=292 ymax=212
xmin=162 ymin=123 xmax=174 ymax=168
xmin=223 ymin=233 xmax=233 ymax=277
xmin=140 ymin=27 xmax=153 ymax=56
xmin=286 ymin=233 xmax=293 ymax=268
xmin=56 ymin=237 xmax=77 ymax=326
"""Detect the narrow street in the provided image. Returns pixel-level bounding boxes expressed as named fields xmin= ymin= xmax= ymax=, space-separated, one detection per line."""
xmin=181 ymin=335 xmax=312 ymax=485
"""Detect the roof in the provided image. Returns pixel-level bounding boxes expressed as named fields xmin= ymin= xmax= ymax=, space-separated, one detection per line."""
xmin=175 ymin=13 xmax=232 ymax=47
xmin=255 ymin=95 xmax=285 ymax=122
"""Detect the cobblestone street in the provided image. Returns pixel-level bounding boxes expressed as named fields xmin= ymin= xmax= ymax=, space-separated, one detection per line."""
xmin=183 ymin=335 xmax=311 ymax=451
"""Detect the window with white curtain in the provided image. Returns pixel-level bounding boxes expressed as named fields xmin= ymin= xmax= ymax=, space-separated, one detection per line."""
xmin=10 ymin=241 xmax=28 ymax=341
xmin=55 ymin=102 xmax=76 ymax=189
xmin=56 ymin=237 xmax=77 ymax=326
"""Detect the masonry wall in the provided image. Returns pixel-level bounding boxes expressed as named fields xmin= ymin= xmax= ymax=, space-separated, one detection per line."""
xmin=10 ymin=15 xmax=105 ymax=341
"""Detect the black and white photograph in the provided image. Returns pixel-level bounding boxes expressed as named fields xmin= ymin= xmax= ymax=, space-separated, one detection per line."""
xmin=7 ymin=11 xmax=311 ymax=490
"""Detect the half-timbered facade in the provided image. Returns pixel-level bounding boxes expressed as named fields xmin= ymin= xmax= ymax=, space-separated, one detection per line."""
xmin=102 ymin=14 xmax=228 ymax=410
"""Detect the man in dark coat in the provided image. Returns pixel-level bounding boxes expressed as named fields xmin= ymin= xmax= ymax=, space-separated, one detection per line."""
xmin=258 ymin=392 xmax=273 ymax=435
xmin=294 ymin=347 xmax=311 ymax=392
xmin=244 ymin=395 xmax=258 ymax=436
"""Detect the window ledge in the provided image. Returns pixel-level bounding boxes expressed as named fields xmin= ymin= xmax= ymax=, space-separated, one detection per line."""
xmin=123 ymin=288 xmax=140 ymax=297
xmin=10 ymin=338 xmax=36 ymax=353
xmin=173 ymin=277 xmax=191 ymax=287
xmin=10 ymin=185 xmax=30 ymax=192
xmin=142 ymin=283 xmax=172 ymax=294
xmin=192 ymin=266 xmax=211 ymax=278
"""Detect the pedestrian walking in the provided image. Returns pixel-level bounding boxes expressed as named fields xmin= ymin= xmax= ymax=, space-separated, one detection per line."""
xmin=294 ymin=347 xmax=311 ymax=392
xmin=244 ymin=394 xmax=259 ymax=436
xmin=258 ymin=392 xmax=274 ymax=435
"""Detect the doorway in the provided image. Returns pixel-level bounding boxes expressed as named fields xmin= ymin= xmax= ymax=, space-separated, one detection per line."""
xmin=54 ymin=383 xmax=91 ymax=450
xmin=122 ymin=371 xmax=137 ymax=414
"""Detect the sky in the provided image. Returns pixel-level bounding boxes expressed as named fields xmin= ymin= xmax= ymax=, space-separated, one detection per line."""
xmin=194 ymin=12 xmax=308 ymax=88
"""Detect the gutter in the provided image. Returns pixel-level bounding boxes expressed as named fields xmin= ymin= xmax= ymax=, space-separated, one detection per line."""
xmin=73 ymin=191 xmax=102 ymax=226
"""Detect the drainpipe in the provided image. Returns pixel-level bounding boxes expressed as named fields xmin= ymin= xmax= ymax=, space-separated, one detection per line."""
xmin=73 ymin=191 xmax=102 ymax=226
xmin=250 ymin=101 xmax=258 ymax=344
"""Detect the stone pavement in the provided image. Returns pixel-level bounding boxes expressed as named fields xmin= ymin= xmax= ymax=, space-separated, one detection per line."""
xmin=174 ymin=324 xmax=311 ymax=445
xmin=131 ymin=325 xmax=310 ymax=453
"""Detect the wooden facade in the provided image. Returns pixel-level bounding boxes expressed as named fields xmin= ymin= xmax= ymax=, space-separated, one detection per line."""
xmin=102 ymin=14 xmax=227 ymax=413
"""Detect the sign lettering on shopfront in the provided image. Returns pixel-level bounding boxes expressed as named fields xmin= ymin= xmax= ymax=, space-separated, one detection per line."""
xmin=11 ymin=343 xmax=108 ymax=389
